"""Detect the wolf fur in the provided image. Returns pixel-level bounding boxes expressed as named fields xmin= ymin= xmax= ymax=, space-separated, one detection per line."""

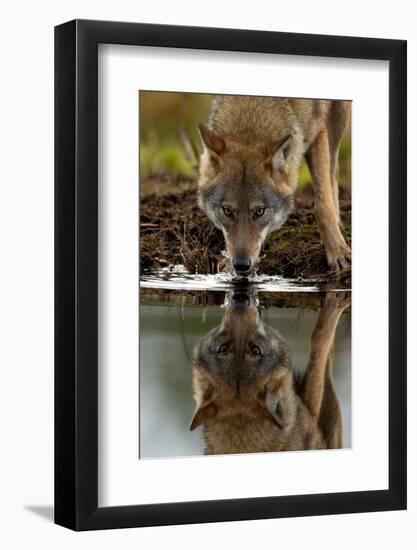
xmin=198 ymin=96 xmax=351 ymax=275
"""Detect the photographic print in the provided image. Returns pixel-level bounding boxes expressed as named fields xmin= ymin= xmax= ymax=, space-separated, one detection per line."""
xmin=139 ymin=91 xmax=352 ymax=458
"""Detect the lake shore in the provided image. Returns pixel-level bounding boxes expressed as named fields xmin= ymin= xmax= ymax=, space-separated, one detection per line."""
xmin=140 ymin=177 xmax=351 ymax=287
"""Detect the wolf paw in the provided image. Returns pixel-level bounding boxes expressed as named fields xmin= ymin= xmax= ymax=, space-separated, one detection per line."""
xmin=327 ymin=245 xmax=351 ymax=273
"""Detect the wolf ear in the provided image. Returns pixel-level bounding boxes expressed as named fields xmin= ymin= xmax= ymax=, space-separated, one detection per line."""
xmin=198 ymin=124 xmax=226 ymax=157
xmin=267 ymin=136 xmax=291 ymax=173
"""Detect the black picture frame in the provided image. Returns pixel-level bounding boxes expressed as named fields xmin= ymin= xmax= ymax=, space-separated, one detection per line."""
xmin=55 ymin=19 xmax=407 ymax=531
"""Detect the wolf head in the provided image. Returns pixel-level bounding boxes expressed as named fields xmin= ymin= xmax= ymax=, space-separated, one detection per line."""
xmin=198 ymin=124 xmax=297 ymax=276
xmin=190 ymin=292 xmax=297 ymax=451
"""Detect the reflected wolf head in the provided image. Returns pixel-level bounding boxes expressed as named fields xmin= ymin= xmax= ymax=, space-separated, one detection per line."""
xmin=190 ymin=292 xmax=298 ymax=454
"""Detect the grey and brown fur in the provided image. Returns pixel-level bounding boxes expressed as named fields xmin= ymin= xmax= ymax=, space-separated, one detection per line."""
xmin=190 ymin=292 xmax=349 ymax=454
xmin=198 ymin=96 xmax=351 ymax=275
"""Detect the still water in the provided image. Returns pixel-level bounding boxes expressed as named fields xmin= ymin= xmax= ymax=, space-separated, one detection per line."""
xmin=140 ymin=280 xmax=351 ymax=459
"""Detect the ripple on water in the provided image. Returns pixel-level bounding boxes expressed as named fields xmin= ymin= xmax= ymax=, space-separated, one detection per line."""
xmin=140 ymin=266 xmax=350 ymax=293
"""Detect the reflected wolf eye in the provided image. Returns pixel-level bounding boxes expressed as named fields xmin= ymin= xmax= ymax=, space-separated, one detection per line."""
xmin=218 ymin=343 xmax=229 ymax=354
xmin=222 ymin=206 xmax=233 ymax=217
xmin=251 ymin=345 xmax=262 ymax=355
xmin=255 ymin=207 xmax=266 ymax=218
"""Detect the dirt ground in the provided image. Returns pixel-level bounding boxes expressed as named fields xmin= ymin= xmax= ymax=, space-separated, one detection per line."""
xmin=140 ymin=176 xmax=351 ymax=285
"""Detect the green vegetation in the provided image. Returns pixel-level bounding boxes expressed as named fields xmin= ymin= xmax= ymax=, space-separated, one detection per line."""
xmin=140 ymin=91 xmax=209 ymax=177
xmin=140 ymin=135 xmax=196 ymax=178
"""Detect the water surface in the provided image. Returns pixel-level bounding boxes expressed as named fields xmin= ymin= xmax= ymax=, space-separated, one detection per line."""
xmin=139 ymin=283 xmax=351 ymax=459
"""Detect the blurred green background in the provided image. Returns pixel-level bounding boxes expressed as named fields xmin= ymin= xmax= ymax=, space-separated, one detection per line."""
xmin=139 ymin=91 xmax=351 ymax=186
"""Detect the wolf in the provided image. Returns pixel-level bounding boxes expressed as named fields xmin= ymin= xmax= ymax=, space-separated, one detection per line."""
xmin=198 ymin=95 xmax=351 ymax=275
xmin=190 ymin=291 xmax=349 ymax=454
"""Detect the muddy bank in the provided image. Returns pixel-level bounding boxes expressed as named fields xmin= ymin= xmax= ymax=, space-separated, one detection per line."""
xmin=140 ymin=179 xmax=351 ymax=285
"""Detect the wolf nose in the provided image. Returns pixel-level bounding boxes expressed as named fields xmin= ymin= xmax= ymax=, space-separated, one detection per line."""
xmin=233 ymin=257 xmax=252 ymax=273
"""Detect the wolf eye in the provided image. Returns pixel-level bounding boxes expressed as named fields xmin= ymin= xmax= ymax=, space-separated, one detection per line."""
xmin=218 ymin=343 xmax=229 ymax=354
xmin=255 ymin=207 xmax=266 ymax=218
xmin=251 ymin=345 xmax=261 ymax=355
xmin=222 ymin=206 xmax=233 ymax=217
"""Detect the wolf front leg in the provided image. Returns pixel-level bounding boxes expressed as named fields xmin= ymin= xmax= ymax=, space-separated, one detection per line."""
xmin=326 ymin=101 xmax=350 ymax=224
xmin=305 ymin=128 xmax=351 ymax=271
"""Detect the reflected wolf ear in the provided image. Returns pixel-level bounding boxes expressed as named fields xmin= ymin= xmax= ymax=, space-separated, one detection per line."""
xmin=189 ymin=402 xmax=218 ymax=431
xmin=198 ymin=124 xmax=226 ymax=157
xmin=189 ymin=371 xmax=218 ymax=431
xmin=259 ymin=369 xmax=293 ymax=429
xmin=266 ymin=135 xmax=291 ymax=173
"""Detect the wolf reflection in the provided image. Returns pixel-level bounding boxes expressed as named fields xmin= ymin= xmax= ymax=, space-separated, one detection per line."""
xmin=190 ymin=291 xmax=350 ymax=454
